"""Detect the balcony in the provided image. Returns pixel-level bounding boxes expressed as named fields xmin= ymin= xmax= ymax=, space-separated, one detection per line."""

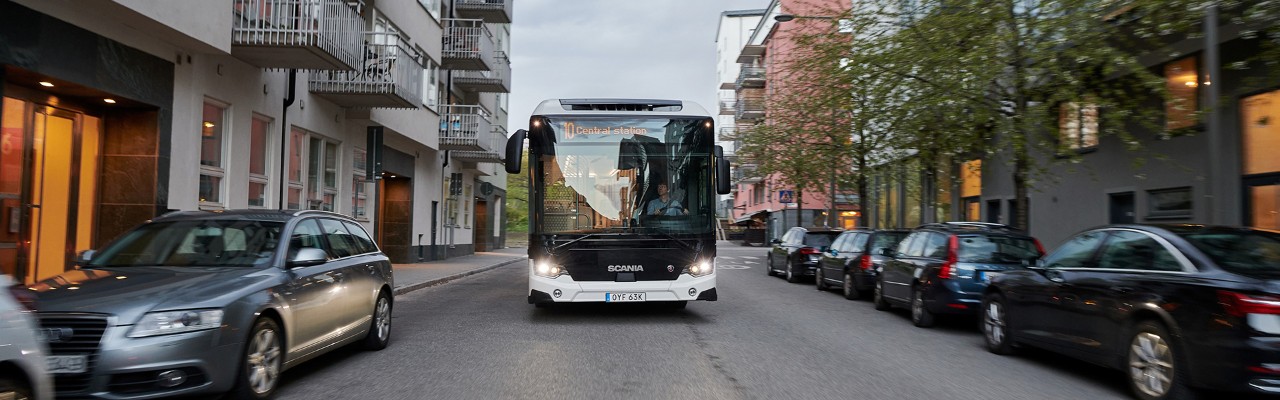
xmin=453 ymin=125 xmax=507 ymax=166
xmin=442 ymin=19 xmax=496 ymax=71
xmin=736 ymin=95 xmax=765 ymax=122
xmin=308 ymin=32 xmax=424 ymax=108
xmin=439 ymin=105 xmax=493 ymax=151
xmin=454 ymin=51 xmax=511 ymax=93
xmin=719 ymin=99 xmax=735 ymax=115
xmin=454 ymin=0 xmax=512 ymax=23
xmin=736 ymin=65 xmax=766 ymax=89
xmin=231 ymin=0 xmax=364 ymax=70
xmin=734 ymin=166 xmax=763 ymax=184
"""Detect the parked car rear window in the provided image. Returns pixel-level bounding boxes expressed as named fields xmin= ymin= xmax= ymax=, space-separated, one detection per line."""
xmin=956 ymin=235 xmax=1041 ymax=263
xmin=90 ymin=220 xmax=284 ymax=268
xmin=803 ymin=233 xmax=840 ymax=248
xmin=869 ymin=232 xmax=907 ymax=254
xmin=1180 ymin=231 xmax=1280 ymax=276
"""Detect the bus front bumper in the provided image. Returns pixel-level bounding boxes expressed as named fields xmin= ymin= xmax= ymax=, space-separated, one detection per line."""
xmin=528 ymin=273 xmax=717 ymax=303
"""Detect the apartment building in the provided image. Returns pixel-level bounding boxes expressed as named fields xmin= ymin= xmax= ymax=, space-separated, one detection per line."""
xmin=0 ymin=0 xmax=513 ymax=283
xmin=713 ymin=9 xmax=764 ymax=220
xmin=726 ymin=0 xmax=855 ymax=242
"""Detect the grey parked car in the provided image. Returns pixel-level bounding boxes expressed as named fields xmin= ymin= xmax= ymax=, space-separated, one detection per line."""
xmin=26 ymin=210 xmax=394 ymax=399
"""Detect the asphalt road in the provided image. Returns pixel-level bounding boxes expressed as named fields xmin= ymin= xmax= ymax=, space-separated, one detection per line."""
xmin=274 ymin=242 xmax=1137 ymax=400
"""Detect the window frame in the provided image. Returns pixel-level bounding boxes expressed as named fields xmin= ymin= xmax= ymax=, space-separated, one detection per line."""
xmin=248 ymin=114 xmax=273 ymax=209
xmin=1164 ymin=55 xmax=1202 ymax=132
xmin=1058 ymin=100 xmax=1099 ymax=153
xmin=1146 ymin=186 xmax=1193 ymax=220
xmin=199 ymin=98 xmax=230 ymax=210
xmin=307 ymin=136 xmax=341 ymax=212
xmin=351 ymin=148 xmax=369 ymax=221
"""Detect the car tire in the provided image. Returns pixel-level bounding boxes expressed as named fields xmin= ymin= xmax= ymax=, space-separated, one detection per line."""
xmin=766 ymin=255 xmax=776 ymax=277
xmin=1128 ymin=321 xmax=1195 ymax=400
xmin=842 ymin=272 xmax=860 ymax=300
xmin=361 ymin=291 xmax=392 ymax=350
xmin=230 ymin=318 xmax=284 ymax=400
xmin=982 ymin=293 xmax=1016 ymax=355
xmin=0 ymin=377 xmax=33 ymax=400
xmin=911 ymin=288 xmax=936 ymax=328
xmin=873 ymin=278 xmax=892 ymax=311
xmin=815 ymin=268 xmax=827 ymax=291
xmin=786 ymin=262 xmax=802 ymax=283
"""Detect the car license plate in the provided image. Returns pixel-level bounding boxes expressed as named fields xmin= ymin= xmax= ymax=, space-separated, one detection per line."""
xmin=605 ymin=292 xmax=645 ymax=302
xmin=47 ymin=355 xmax=87 ymax=374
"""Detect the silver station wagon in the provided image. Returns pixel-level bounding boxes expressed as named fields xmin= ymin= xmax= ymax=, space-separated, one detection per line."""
xmin=27 ymin=210 xmax=394 ymax=399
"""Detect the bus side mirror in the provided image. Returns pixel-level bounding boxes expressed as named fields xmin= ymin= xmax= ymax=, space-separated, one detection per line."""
xmin=715 ymin=145 xmax=730 ymax=195
xmin=505 ymin=129 xmax=526 ymax=174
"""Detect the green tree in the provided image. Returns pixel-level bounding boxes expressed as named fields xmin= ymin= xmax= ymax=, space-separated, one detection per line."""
xmin=505 ymin=149 xmax=529 ymax=235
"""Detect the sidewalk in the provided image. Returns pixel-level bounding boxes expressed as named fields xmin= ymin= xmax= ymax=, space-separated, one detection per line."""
xmin=391 ymin=247 xmax=528 ymax=295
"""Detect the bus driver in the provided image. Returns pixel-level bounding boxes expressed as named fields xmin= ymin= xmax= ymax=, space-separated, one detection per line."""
xmin=646 ymin=183 xmax=687 ymax=216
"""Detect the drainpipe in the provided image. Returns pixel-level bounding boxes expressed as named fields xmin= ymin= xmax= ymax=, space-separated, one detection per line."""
xmin=279 ymin=69 xmax=297 ymax=209
xmin=1204 ymin=6 xmax=1224 ymax=224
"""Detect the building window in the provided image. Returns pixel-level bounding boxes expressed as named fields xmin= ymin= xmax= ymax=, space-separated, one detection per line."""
xmin=422 ymin=58 xmax=440 ymax=110
xmin=1164 ymin=56 xmax=1200 ymax=131
xmin=417 ymin=0 xmax=440 ymax=20
xmin=1148 ymin=187 xmax=1193 ymax=219
xmin=200 ymin=100 xmax=228 ymax=208
xmin=1242 ymin=90 xmax=1280 ymax=175
xmin=248 ymin=115 xmax=271 ymax=208
xmin=288 ymin=127 xmax=305 ymax=209
xmin=753 ymin=182 xmax=764 ymax=204
xmin=308 ymin=137 xmax=340 ymax=211
xmin=352 ymin=148 xmax=369 ymax=220
xmin=960 ymin=159 xmax=982 ymax=221
xmin=1059 ymin=101 xmax=1099 ymax=151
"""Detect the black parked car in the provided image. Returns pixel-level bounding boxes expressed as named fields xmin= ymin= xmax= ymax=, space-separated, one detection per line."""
xmin=875 ymin=222 xmax=1043 ymax=327
xmin=981 ymin=225 xmax=1280 ymax=400
xmin=767 ymin=227 xmax=843 ymax=283
xmin=816 ymin=229 xmax=910 ymax=300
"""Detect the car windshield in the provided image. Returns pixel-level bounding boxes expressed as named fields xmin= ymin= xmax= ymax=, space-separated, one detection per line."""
xmin=957 ymin=235 xmax=1041 ymax=263
xmin=803 ymin=233 xmax=840 ymax=248
xmin=88 ymin=219 xmax=285 ymax=268
xmin=1179 ymin=230 xmax=1280 ymax=276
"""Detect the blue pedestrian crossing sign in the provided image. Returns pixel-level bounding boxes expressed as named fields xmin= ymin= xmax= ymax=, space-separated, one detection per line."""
xmin=778 ymin=190 xmax=794 ymax=204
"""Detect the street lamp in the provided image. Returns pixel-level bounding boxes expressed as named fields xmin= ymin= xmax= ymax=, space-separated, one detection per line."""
xmin=774 ymin=14 xmax=835 ymax=22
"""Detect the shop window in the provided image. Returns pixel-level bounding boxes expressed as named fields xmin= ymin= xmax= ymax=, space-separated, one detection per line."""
xmin=1164 ymin=56 xmax=1200 ymax=131
xmin=1242 ymin=90 xmax=1280 ymax=175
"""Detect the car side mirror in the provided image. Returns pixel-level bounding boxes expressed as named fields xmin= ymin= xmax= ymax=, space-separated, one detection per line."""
xmin=505 ymin=129 xmax=527 ymax=174
xmin=289 ymin=248 xmax=329 ymax=268
xmin=76 ymin=249 xmax=96 ymax=264
xmin=830 ymin=249 xmax=839 ymax=256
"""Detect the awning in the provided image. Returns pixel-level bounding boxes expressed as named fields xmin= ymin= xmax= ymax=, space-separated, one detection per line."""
xmin=733 ymin=210 xmax=769 ymax=224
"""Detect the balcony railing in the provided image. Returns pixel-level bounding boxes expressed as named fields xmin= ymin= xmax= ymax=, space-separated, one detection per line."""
xmin=442 ymin=19 xmax=496 ymax=71
xmin=231 ymin=0 xmax=364 ymax=70
xmin=736 ymin=65 xmax=766 ymax=89
xmin=454 ymin=0 xmax=512 ymax=23
xmin=453 ymin=125 xmax=506 ymax=164
xmin=439 ymin=105 xmax=493 ymax=151
xmin=454 ymin=51 xmax=511 ymax=93
xmin=719 ymin=99 xmax=735 ymax=115
xmin=308 ymin=32 xmax=424 ymax=108
xmin=736 ymin=96 xmax=766 ymax=121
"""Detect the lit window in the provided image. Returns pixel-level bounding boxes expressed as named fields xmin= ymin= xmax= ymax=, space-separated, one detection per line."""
xmin=200 ymin=100 xmax=228 ymax=208
xmin=1059 ymin=101 xmax=1099 ymax=151
xmin=1164 ymin=56 xmax=1199 ymax=130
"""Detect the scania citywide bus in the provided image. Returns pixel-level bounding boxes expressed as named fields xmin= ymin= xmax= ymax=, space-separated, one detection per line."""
xmin=504 ymin=99 xmax=731 ymax=308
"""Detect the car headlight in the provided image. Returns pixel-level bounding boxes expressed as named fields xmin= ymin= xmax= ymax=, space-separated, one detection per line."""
xmin=532 ymin=260 xmax=565 ymax=278
xmin=685 ymin=259 xmax=714 ymax=277
xmin=129 ymin=309 xmax=224 ymax=338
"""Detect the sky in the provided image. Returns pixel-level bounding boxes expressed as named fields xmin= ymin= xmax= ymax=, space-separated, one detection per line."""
xmin=508 ymin=0 xmax=768 ymax=131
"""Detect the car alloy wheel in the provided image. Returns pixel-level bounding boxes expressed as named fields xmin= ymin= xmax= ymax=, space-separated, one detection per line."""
xmin=873 ymin=279 xmax=891 ymax=311
xmin=362 ymin=292 xmax=392 ymax=350
xmin=843 ymin=272 xmax=859 ymax=300
xmin=786 ymin=262 xmax=801 ymax=283
xmin=1129 ymin=326 xmax=1175 ymax=399
xmin=244 ymin=319 xmax=282 ymax=397
xmin=982 ymin=295 xmax=1014 ymax=355
xmin=911 ymin=289 xmax=935 ymax=327
xmin=766 ymin=256 xmax=775 ymax=276
xmin=815 ymin=268 xmax=826 ymax=290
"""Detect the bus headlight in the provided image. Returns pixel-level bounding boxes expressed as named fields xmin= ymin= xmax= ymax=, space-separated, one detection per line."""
xmin=532 ymin=260 xmax=565 ymax=278
xmin=685 ymin=259 xmax=714 ymax=277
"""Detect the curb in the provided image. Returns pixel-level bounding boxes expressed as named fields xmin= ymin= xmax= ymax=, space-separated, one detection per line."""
xmin=392 ymin=257 xmax=527 ymax=296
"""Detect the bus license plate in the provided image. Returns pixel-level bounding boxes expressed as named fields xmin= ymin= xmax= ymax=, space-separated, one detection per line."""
xmin=47 ymin=355 xmax=87 ymax=374
xmin=605 ymin=292 xmax=645 ymax=302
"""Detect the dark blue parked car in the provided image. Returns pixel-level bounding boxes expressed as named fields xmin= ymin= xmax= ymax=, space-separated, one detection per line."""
xmin=816 ymin=229 xmax=909 ymax=300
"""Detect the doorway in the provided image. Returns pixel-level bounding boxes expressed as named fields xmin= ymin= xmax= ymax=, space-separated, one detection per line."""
xmin=474 ymin=199 xmax=488 ymax=252
xmin=1109 ymin=192 xmax=1136 ymax=224
xmin=1245 ymin=176 xmax=1280 ymax=230
xmin=376 ymin=175 xmax=413 ymax=263
xmin=0 ymin=97 xmax=100 ymax=282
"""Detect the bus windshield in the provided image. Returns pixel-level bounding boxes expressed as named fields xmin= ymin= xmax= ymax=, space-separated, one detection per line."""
xmin=534 ymin=117 xmax=714 ymax=235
